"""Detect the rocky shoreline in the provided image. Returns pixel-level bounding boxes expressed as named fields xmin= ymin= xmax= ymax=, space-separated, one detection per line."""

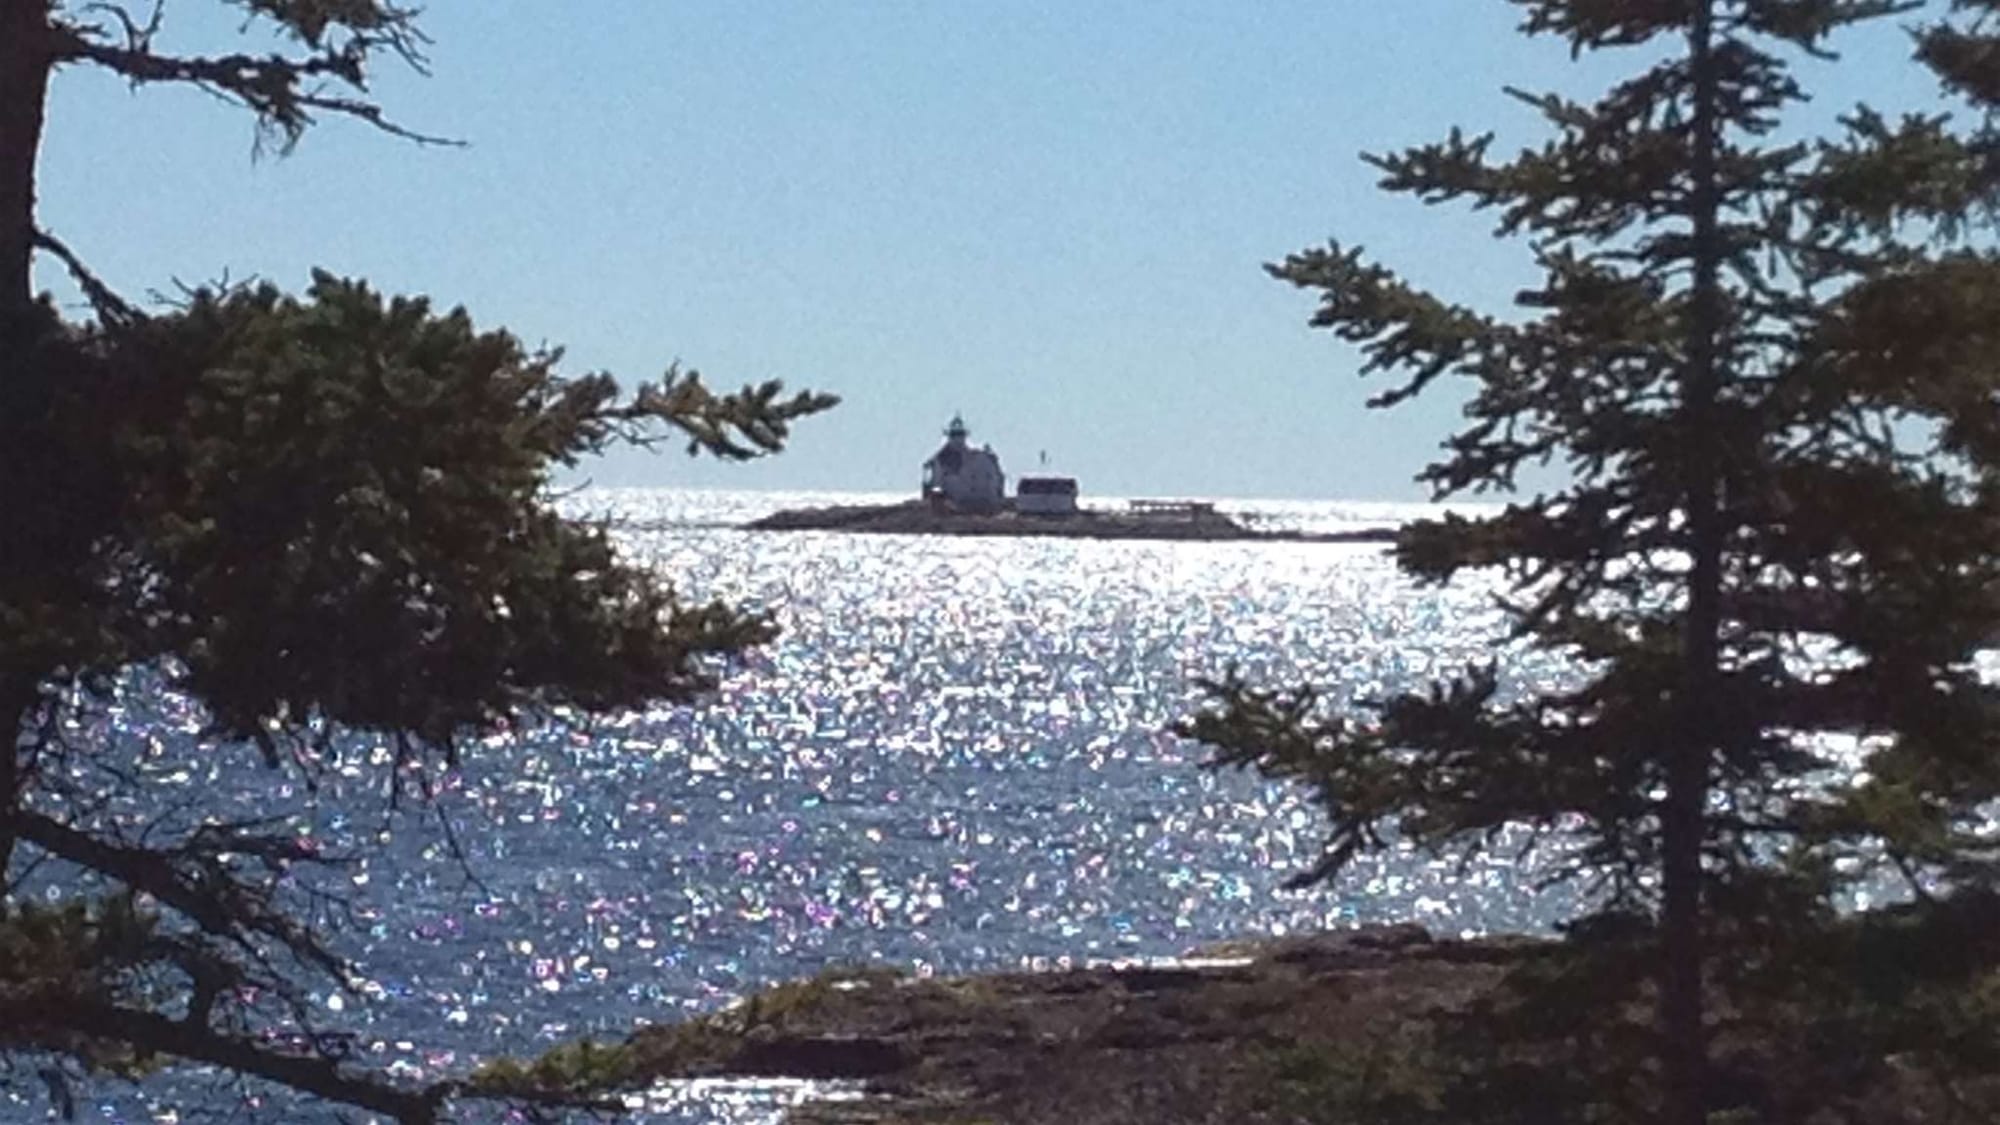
xmin=743 ymin=500 xmax=1400 ymax=545
xmin=604 ymin=926 xmax=1542 ymax=1124
xmin=488 ymin=914 xmax=1991 ymax=1123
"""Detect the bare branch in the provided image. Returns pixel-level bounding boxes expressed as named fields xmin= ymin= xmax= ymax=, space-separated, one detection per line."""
xmin=6 ymin=999 xmax=445 ymax=1124
xmin=13 ymin=811 xmax=351 ymax=984
xmin=50 ymin=27 xmax=458 ymax=152
xmin=31 ymin=227 xmax=140 ymax=327
xmin=77 ymin=2 xmax=164 ymax=52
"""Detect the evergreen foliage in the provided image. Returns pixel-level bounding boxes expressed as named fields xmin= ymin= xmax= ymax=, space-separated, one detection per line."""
xmin=1184 ymin=2 xmax=2000 ymax=1121
xmin=1 ymin=2 xmax=832 ymax=1120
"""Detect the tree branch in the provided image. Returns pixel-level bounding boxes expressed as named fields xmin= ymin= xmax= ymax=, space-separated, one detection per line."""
xmin=31 ymin=227 xmax=138 ymax=326
xmin=13 ymin=811 xmax=350 ymax=984
xmin=51 ymin=30 xmax=456 ymax=151
xmin=11 ymin=998 xmax=444 ymax=1124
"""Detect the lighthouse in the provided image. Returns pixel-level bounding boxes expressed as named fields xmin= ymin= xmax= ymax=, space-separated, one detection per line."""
xmin=920 ymin=414 xmax=1006 ymax=512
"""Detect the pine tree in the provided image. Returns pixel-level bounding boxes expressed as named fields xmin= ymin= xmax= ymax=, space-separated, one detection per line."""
xmin=1184 ymin=3 xmax=2000 ymax=1122
xmin=0 ymin=3 xmax=832 ymax=1120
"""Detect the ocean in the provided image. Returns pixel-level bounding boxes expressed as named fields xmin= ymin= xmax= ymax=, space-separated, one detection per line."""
xmin=33 ymin=488 xmax=1591 ymax=1124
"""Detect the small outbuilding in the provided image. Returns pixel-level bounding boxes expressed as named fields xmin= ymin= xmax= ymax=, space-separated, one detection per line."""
xmin=1016 ymin=475 xmax=1079 ymax=516
xmin=922 ymin=414 xmax=1006 ymax=512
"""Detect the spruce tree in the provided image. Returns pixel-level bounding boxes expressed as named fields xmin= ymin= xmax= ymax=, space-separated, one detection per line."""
xmin=1185 ymin=3 xmax=2000 ymax=1122
xmin=0 ymin=3 xmax=831 ymax=1120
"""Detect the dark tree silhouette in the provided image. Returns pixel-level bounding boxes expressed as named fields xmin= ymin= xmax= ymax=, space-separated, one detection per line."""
xmin=0 ymin=2 xmax=833 ymax=1120
xmin=1186 ymin=3 xmax=2000 ymax=1122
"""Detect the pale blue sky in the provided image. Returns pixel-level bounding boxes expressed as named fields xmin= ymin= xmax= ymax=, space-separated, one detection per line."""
xmin=35 ymin=3 xmax=1941 ymax=499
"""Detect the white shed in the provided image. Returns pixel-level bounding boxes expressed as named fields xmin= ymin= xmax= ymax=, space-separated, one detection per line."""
xmin=1016 ymin=475 xmax=1079 ymax=516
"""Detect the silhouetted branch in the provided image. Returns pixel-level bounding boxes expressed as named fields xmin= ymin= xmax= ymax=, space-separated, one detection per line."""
xmin=30 ymin=228 xmax=138 ymax=326
xmin=75 ymin=1 xmax=164 ymax=52
xmin=13 ymin=811 xmax=351 ymax=983
xmin=610 ymin=369 xmax=842 ymax=462
xmin=8 ymin=999 xmax=445 ymax=1124
xmin=50 ymin=26 xmax=456 ymax=152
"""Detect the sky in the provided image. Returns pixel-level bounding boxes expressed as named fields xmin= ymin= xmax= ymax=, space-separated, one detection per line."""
xmin=34 ymin=2 xmax=1946 ymax=501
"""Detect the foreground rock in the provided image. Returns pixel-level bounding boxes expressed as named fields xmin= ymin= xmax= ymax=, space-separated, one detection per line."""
xmin=612 ymin=926 xmax=1541 ymax=1124
xmin=743 ymin=500 xmax=1399 ymax=545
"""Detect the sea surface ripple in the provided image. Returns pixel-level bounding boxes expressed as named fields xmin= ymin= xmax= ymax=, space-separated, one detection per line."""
xmin=38 ymin=489 xmax=1589 ymax=1124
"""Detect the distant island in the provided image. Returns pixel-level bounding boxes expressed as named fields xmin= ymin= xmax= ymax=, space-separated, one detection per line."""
xmin=743 ymin=415 xmax=1399 ymax=545
xmin=744 ymin=498 xmax=1398 ymax=544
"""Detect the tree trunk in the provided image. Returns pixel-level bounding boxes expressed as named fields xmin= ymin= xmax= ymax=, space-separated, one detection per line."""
xmin=0 ymin=674 xmax=41 ymax=886
xmin=0 ymin=0 xmax=54 ymax=323
xmin=0 ymin=0 xmax=55 ymax=888
xmin=1666 ymin=4 xmax=1723 ymax=1125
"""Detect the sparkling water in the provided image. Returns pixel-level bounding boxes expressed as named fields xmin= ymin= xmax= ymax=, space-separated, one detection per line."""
xmin=31 ymin=488 xmax=1592 ymax=1123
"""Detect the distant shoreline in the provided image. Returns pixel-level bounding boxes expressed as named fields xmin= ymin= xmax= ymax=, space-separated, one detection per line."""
xmin=740 ymin=499 xmax=1400 ymax=544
